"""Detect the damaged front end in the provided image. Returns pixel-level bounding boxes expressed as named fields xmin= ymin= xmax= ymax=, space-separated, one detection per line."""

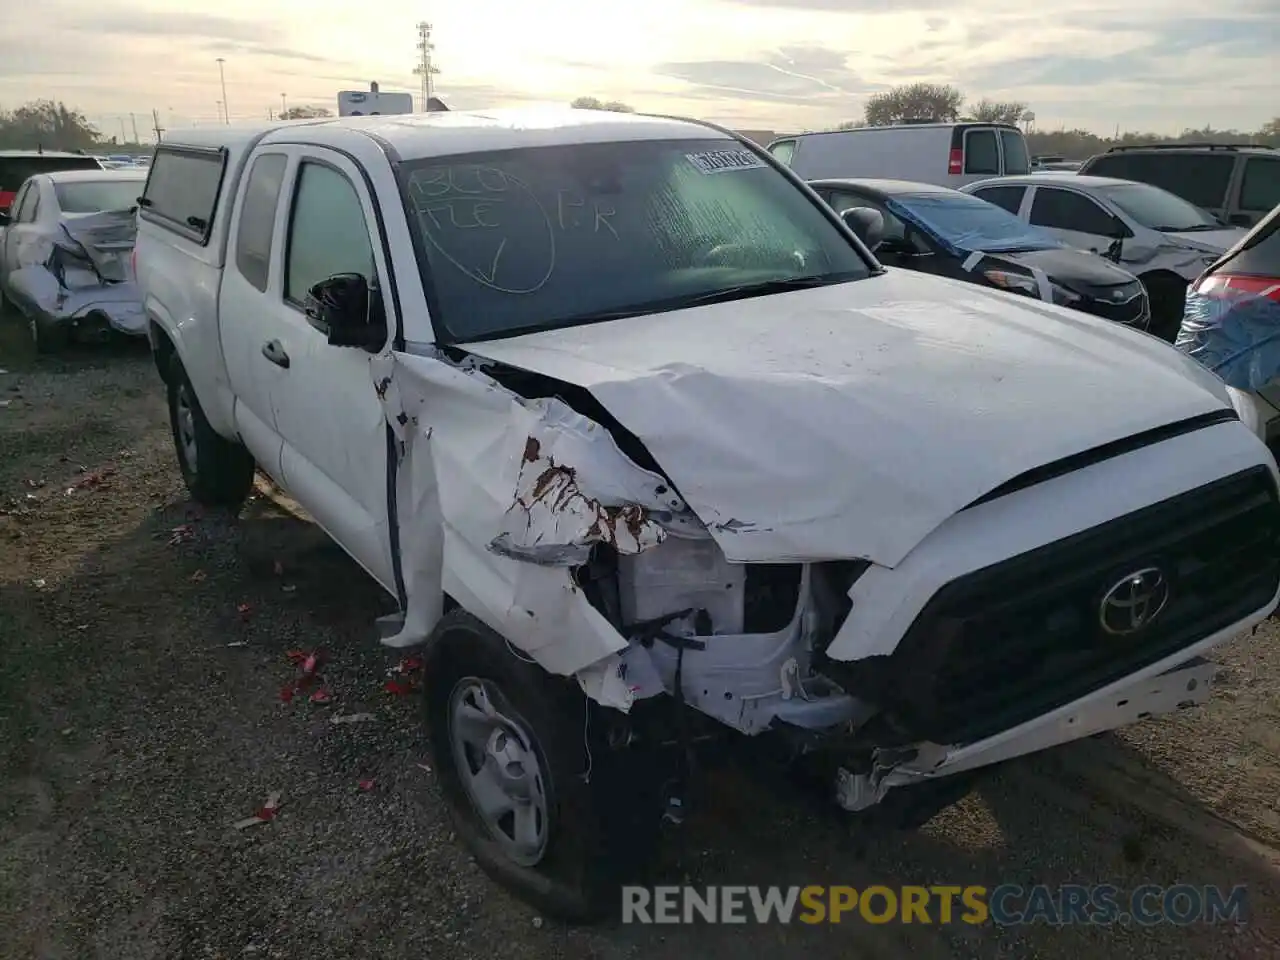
xmin=7 ymin=209 xmax=145 ymax=339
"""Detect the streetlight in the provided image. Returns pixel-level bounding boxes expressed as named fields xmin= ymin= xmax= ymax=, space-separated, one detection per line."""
xmin=280 ymin=93 xmax=288 ymax=118
xmin=216 ymin=58 xmax=229 ymax=125
xmin=216 ymin=101 xmax=223 ymax=124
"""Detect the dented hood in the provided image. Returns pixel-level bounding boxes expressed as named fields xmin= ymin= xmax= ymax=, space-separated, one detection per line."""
xmin=461 ymin=270 xmax=1234 ymax=567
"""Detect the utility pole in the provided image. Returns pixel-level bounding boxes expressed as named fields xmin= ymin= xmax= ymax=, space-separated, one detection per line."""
xmin=216 ymin=58 xmax=230 ymax=124
xmin=130 ymin=113 xmax=140 ymax=143
xmin=280 ymin=93 xmax=288 ymax=118
xmin=118 ymin=118 xmax=127 ymax=143
xmin=216 ymin=101 xmax=224 ymax=124
xmin=414 ymin=21 xmax=441 ymax=112
xmin=152 ymin=109 xmax=164 ymax=143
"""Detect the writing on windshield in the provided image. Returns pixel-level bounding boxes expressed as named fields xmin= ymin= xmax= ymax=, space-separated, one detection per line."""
xmin=401 ymin=138 xmax=869 ymax=341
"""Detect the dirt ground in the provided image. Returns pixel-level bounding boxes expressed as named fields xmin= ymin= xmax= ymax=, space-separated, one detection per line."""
xmin=3 ymin=311 xmax=1280 ymax=960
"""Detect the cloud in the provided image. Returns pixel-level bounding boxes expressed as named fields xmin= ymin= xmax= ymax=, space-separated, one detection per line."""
xmin=715 ymin=0 xmax=950 ymax=9
xmin=654 ymin=44 xmax=879 ymax=106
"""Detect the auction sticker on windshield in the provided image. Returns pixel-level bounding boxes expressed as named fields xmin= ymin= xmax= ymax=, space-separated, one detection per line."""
xmin=686 ymin=150 xmax=766 ymax=175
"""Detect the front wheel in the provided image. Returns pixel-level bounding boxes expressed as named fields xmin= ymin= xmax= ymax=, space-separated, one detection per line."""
xmin=165 ymin=355 xmax=255 ymax=507
xmin=425 ymin=611 xmax=643 ymax=923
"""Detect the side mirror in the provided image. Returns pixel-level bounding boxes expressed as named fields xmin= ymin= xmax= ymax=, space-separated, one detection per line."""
xmin=304 ymin=273 xmax=387 ymax=352
xmin=840 ymin=206 xmax=885 ymax=253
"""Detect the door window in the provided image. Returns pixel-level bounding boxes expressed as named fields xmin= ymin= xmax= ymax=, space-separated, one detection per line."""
xmin=1240 ymin=156 xmax=1280 ymax=215
xmin=17 ymin=185 xmax=39 ymax=222
xmin=1029 ymin=188 xmax=1118 ymax=234
xmin=971 ymin=185 xmax=1026 ymax=215
xmin=7 ymin=184 xmax=28 ymax=220
xmin=998 ymin=129 xmax=1030 ymax=175
xmin=964 ymin=130 xmax=1000 ymax=175
xmin=234 ymin=154 xmax=288 ymax=293
xmin=284 ymin=161 xmax=375 ymax=306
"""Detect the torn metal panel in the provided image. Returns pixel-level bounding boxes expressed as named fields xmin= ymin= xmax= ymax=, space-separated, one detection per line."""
xmin=371 ymin=349 xmax=692 ymax=685
xmin=460 ymin=269 xmax=1234 ymax=567
xmin=6 ymin=209 xmax=144 ymax=336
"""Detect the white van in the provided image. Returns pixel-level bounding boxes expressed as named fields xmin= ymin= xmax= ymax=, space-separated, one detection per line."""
xmin=768 ymin=122 xmax=1031 ymax=188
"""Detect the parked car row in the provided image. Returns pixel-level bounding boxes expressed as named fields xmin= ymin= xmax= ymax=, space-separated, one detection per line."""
xmin=125 ymin=108 xmax=1280 ymax=922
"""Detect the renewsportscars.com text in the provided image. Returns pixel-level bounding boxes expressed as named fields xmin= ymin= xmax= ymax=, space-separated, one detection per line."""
xmin=621 ymin=884 xmax=1248 ymax=926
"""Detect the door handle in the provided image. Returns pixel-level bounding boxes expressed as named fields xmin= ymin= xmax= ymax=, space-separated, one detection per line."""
xmin=261 ymin=339 xmax=290 ymax=368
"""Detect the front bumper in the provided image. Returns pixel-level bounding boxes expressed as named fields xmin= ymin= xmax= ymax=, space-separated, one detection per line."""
xmin=836 ymin=654 xmax=1219 ymax=811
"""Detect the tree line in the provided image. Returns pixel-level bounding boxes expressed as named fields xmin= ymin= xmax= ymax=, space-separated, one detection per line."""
xmin=0 ymin=99 xmax=335 ymax=152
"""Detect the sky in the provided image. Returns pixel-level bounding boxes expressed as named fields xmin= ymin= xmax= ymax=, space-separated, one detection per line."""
xmin=2 ymin=0 xmax=1275 ymax=142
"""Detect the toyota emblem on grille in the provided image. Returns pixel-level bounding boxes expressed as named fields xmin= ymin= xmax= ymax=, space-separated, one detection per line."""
xmin=1099 ymin=567 xmax=1170 ymax=635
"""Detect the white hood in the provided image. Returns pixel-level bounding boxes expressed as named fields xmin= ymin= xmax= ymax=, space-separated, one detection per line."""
xmin=462 ymin=271 xmax=1233 ymax=568
xmin=1165 ymin=226 xmax=1248 ymax=253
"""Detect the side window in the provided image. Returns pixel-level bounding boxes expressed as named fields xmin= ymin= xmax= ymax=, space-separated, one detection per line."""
xmin=964 ymin=130 xmax=999 ymax=175
xmin=17 ymin=184 xmax=39 ymax=222
xmin=1029 ymin=188 xmax=1117 ymax=234
xmin=827 ymin=190 xmax=916 ymax=248
xmin=998 ymin=130 xmax=1030 ymax=175
xmin=234 ymin=154 xmax=288 ymax=293
xmin=284 ymin=161 xmax=375 ymax=306
xmin=1240 ymin=157 xmax=1280 ymax=214
xmin=140 ymin=146 xmax=226 ymax=243
xmin=7 ymin=183 xmax=29 ymax=219
xmin=768 ymin=140 xmax=797 ymax=167
xmin=973 ymin=185 xmax=1026 ymax=215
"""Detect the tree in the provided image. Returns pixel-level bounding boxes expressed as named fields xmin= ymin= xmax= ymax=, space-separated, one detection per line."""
xmin=862 ymin=83 xmax=963 ymax=126
xmin=836 ymin=120 xmax=862 ymax=131
xmin=570 ymin=96 xmax=635 ymax=113
xmin=0 ymin=100 xmax=99 ymax=151
xmin=279 ymin=105 xmax=332 ymax=120
xmin=968 ymin=99 xmax=1028 ymax=125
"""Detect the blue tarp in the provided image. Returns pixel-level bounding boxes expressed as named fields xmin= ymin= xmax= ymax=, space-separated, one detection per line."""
xmin=1176 ymin=289 xmax=1280 ymax=391
xmin=885 ymin=194 xmax=1064 ymax=257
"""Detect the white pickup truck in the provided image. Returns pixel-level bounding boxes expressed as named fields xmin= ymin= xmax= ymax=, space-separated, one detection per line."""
xmin=135 ymin=110 xmax=1280 ymax=921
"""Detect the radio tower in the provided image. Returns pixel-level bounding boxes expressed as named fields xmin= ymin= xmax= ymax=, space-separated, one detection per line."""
xmin=414 ymin=22 xmax=440 ymax=112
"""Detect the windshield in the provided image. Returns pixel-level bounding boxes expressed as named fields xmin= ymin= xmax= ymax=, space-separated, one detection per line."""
xmin=1098 ymin=182 xmax=1220 ymax=232
xmin=886 ymin=191 xmax=1063 ymax=253
xmin=401 ymin=138 xmax=871 ymax=341
xmin=54 ymin=179 xmax=143 ymax=214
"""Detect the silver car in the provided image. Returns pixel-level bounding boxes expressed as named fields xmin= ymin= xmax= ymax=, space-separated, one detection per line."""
xmin=961 ymin=173 xmax=1248 ymax=341
xmin=0 ymin=168 xmax=146 ymax=352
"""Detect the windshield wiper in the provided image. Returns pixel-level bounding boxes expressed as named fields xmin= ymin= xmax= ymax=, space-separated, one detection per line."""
xmin=672 ymin=273 xmax=857 ymax=308
xmin=1155 ymin=223 xmax=1217 ymax=232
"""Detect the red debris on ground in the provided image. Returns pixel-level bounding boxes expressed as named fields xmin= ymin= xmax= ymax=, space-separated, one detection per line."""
xmin=383 ymin=678 xmax=414 ymax=697
xmin=357 ymin=779 xmax=375 ymax=792
xmin=66 ymin=466 xmax=117 ymax=494
xmin=236 ymin=603 xmax=253 ymax=622
xmin=281 ymin=649 xmax=330 ymax=706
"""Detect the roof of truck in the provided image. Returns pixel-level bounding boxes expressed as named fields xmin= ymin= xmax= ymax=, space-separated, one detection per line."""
xmin=160 ymin=109 xmax=731 ymax=160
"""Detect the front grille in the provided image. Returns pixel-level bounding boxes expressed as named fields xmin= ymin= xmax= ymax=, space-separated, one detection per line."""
xmin=1084 ymin=288 xmax=1148 ymax=325
xmin=885 ymin=465 xmax=1280 ymax=745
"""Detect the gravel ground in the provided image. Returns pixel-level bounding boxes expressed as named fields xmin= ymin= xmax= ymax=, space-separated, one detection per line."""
xmin=2 ymin=310 xmax=1280 ymax=959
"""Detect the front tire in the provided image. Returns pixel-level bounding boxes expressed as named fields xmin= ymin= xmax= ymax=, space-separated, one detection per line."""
xmin=165 ymin=355 xmax=255 ymax=508
xmin=424 ymin=610 xmax=636 ymax=923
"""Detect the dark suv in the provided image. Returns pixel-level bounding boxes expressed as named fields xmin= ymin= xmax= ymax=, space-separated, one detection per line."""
xmin=0 ymin=150 xmax=103 ymax=213
xmin=1079 ymin=143 xmax=1279 ymax=228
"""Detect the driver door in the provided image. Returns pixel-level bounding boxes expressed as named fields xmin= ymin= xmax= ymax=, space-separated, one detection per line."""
xmin=267 ymin=150 xmax=398 ymax=591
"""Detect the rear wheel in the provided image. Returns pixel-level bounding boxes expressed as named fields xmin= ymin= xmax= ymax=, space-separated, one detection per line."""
xmin=1142 ymin=273 xmax=1189 ymax=343
xmin=165 ymin=355 xmax=255 ymax=507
